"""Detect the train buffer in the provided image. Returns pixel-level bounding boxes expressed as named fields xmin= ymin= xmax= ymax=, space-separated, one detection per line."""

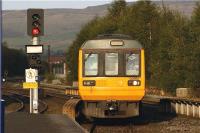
xmin=5 ymin=112 xmax=86 ymax=133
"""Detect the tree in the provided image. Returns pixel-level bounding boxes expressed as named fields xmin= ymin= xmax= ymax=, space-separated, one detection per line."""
xmin=119 ymin=1 xmax=160 ymax=83
xmin=185 ymin=3 xmax=200 ymax=88
xmin=2 ymin=42 xmax=28 ymax=77
xmin=108 ymin=0 xmax=127 ymax=19
xmin=66 ymin=0 xmax=199 ymax=91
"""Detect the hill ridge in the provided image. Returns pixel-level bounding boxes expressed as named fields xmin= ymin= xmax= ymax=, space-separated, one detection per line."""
xmin=3 ymin=1 xmax=196 ymax=52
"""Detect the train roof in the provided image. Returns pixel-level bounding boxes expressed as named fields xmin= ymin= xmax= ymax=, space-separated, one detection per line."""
xmin=81 ymin=38 xmax=143 ymax=49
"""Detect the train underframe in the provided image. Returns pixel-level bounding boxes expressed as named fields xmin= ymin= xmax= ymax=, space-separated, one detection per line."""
xmin=82 ymin=100 xmax=140 ymax=118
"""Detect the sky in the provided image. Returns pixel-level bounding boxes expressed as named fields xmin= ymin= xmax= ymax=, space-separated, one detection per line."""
xmin=2 ymin=0 xmax=138 ymax=10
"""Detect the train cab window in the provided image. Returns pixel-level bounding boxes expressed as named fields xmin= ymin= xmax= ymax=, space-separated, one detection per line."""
xmin=84 ymin=53 xmax=98 ymax=76
xmin=105 ymin=53 xmax=118 ymax=76
xmin=126 ymin=53 xmax=139 ymax=76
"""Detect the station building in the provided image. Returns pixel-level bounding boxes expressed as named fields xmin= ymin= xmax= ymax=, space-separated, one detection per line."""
xmin=49 ymin=56 xmax=67 ymax=78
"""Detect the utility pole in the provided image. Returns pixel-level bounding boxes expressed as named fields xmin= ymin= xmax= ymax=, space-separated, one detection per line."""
xmin=148 ymin=22 xmax=152 ymax=45
xmin=48 ymin=45 xmax=51 ymax=74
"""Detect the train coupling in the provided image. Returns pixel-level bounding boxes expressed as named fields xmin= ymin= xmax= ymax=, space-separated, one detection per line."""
xmin=105 ymin=101 xmax=119 ymax=116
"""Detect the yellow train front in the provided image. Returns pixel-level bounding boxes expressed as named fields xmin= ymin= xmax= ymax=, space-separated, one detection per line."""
xmin=78 ymin=34 xmax=145 ymax=118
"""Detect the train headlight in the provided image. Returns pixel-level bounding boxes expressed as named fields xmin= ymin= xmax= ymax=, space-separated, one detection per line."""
xmin=83 ymin=80 xmax=96 ymax=86
xmin=128 ymin=80 xmax=141 ymax=86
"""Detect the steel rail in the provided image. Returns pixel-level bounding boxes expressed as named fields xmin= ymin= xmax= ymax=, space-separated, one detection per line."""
xmin=3 ymin=90 xmax=48 ymax=114
xmin=3 ymin=93 xmax=24 ymax=113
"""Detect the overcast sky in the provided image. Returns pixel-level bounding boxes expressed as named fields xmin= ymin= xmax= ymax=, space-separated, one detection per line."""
xmin=2 ymin=0 xmax=138 ymax=10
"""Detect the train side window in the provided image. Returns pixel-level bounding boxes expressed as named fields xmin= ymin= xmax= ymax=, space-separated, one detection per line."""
xmin=105 ymin=53 xmax=118 ymax=76
xmin=126 ymin=53 xmax=139 ymax=76
xmin=84 ymin=53 xmax=98 ymax=76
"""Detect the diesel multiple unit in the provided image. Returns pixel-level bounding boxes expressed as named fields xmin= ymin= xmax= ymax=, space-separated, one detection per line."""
xmin=78 ymin=34 xmax=145 ymax=118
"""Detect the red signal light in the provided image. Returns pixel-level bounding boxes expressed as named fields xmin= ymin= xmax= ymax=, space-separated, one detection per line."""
xmin=32 ymin=28 xmax=40 ymax=36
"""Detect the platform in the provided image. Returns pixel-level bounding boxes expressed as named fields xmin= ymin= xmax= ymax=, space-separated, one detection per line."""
xmin=5 ymin=112 xmax=86 ymax=133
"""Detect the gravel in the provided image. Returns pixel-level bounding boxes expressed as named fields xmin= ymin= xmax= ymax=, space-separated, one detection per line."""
xmin=81 ymin=103 xmax=200 ymax=133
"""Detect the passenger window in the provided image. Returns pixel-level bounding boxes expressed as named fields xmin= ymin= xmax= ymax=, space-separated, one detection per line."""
xmin=105 ymin=53 xmax=118 ymax=76
xmin=126 ymin=53 xmax=139 ymax=76
xmin=84 ymin=54 xmax=98 ymax=76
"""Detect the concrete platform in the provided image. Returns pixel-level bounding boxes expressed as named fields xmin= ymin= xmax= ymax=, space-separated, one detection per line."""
xmin=5 ymin=112 xmax=86 ymax=133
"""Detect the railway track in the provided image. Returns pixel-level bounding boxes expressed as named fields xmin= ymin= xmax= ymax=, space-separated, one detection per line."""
xmin=40 ymin=83 xmax=79 ymax=98
xmin=40 ymin=83 xmax=200 ymax=120
xmin=3 ymin=94 xmax=24 ymax=113
xmin=80 ymin=100 xmax=177 ymax=133
xmin=83 ymin=119 xmax=135 ymax=133
xmin=79 ymin=96 xmax=200 ymax=133
xmin=79 ymin=97 xmax=163 ymax=133
xmin=88 ymin=124 xmax=134 ymax=133
xmin=62 ymin=98 xmax=81 ymax=120
xmin=40 ymin=83 xmax=82 ymax=119
xmin=46 ymin=92 xmax=70 ymax=99
xmin=3 ymin=82 xmax=200 ymax=119
xmin=2 ymin=83 xmax=200 ymax=133
xmin=3 ymin=89 xmax=48 ymax=113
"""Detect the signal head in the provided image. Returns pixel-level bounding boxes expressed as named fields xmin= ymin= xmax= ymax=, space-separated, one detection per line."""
xmin=27 ymin=9 xmax=44 ymax=36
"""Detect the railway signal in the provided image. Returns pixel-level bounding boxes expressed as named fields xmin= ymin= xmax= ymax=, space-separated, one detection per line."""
xmin=25 ymin=9 xmax=44 ymax=114
xmin=28 ymin=54 xmax=42 ymax=69
xmin=27 ymin=9 xmax=44 ymax=36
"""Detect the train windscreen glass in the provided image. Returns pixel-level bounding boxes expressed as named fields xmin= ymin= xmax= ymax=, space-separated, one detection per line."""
xmin=126 ymin=53 xmax=139 ymax=76
xmin=105 ymin=53 xmax=118 ymax=75
xmin=84 ymin=54 xmax=98 ymax=76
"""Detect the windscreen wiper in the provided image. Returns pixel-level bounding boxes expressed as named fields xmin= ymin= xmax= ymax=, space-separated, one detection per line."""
xmin=84 ymin=53 xmax=92 ymax=62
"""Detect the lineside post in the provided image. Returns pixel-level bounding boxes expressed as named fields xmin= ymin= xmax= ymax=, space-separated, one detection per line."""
xmin=31 ymin=37 xmax=39 ymax=114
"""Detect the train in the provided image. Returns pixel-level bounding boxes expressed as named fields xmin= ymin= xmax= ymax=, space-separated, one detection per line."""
xmin=78 ymin=34 xmax=145 ymax=118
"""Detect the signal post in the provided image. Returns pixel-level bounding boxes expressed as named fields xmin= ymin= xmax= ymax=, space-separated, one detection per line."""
xmin=23 ymin=9 xmax=44 ymax=114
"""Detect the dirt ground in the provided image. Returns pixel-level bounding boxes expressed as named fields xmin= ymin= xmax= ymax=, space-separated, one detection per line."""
xmin=42 ymin=96 xmax=68 ymax=114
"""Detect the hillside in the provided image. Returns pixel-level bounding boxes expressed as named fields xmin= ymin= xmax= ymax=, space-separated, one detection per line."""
xmin=2 ymin=1 xmax=197 ymax=53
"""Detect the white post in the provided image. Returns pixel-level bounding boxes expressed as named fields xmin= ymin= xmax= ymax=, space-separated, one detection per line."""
xmin=32 ymin=36 xmax=39 ymax=45
xmin=181 ymin=103 xmax=184 ymax=115
xmin=30 ymin=89 xmax=33 ymax=113
xmin=32 ymin=71 xmax=38 ymax=114
xmin=33 ymin=82 xmax=39 ymax=114
xmin=29 ymin=36 xmax=39 ymax=114
xmin=186 ymin=104 xmax=189 ymax=116
xmin=175 ymin=103 xmax=178 ymax=114
xmin=33 ymin=37 xmax=39 ymax=114
xmin=192 ymin=105 xmax=195 ymax=117
xmin=27 ymin=68 xmax=38 ymax=114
